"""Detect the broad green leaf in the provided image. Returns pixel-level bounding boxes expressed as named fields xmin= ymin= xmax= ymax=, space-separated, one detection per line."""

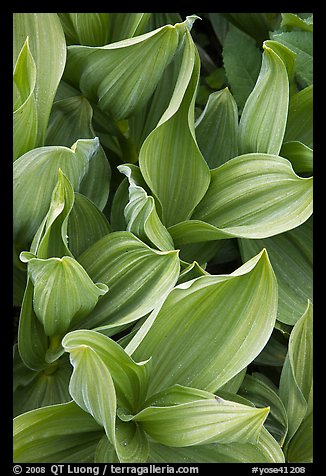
xmin=148 ymin=427 xmax=284 ymax=462
xmin=13 ymin=37 xmax=38 ymax=160
xmin=13 ymin=13 xmax=66 ymax=146
xmin=270 ymin=31 xmax=313 ymax=87
xmin=63 ymin=329 xmax=152 ymax=414
xmin=239 ymin=43 xmax=289 ymax=155
xmin=284 ymin=85 xmax=313 ymax=148
xmin=109 ymin=13 xmax=151 ymax=42
xmin=45 ymin=96 xmax=111 ymax=211
xmin=13 ymin=351 xmax=71 ymax=417
xmin=238 ymin=373 xmax=288 ymax=446
xmin=64 ymin=13 xmax=110 ymax=46
xmin=192 ymin=154 xmax=312 ymax=239
xmin=139 ymin=30 xmax=210 ymax=227
xmin=62 ymin=339 xmax=116 ymax=446
xmin=279 ymin=301 xmax=313 ymax=448
xmin=13 ymin=401 xmax=104 ymax=463
xmin=77 ymin=232 xmax=180 ymax=331
xmin=118 ymin=164 xmax=174 ymax=251
xmin=239 ymin=217 xmax=312 ymax=325
xmin=195 ymin=88 xmax=239 ymax=168
xmin=63 ymin=17 xmax=196 ymax=121
xmin=127 ymin=249 xmax=277 ymax=395
xmin=222 ymin=27 xmax=261 ymax=112
xmin=20 ymin=254 xmax=108 ymax=337
xmin=67 ymin=192 xmax=111 ymax=258
xmin=281 ymin=13 xmax=313 ymax=32
xmin=222 ymin=13 xmax=280 ymax=44
xmin=280 ymin=141 xmax=313 ymax=175
xmin=13 ymin=138 xmax=100 ymax=247
xmin=127 ymin=395 xmax=269 ymax=447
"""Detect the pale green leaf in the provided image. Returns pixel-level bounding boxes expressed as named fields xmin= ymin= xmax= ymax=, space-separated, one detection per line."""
xmin=67 ymin=13 xmax=110 ymax=46
xmin=239 ymin=43 xmax=289 ymax=155
xmin=195 ymin=88 xmax=239 ymax=168
xmin=263 ymin=39 xmax=296 ymax=84
xmin=13 ymin=13 xmax=66 ymax=145
xmin=284 ymin=85 xmax=313 ymax=148
xmin=286 ymin=388 xmax=313 ymax=462
xmin=13 ymin=138 xmax=100 ymax=247
xmin=222 ymin=26 xmax=261 ymax=112
xmin=118 ymin=164 xmax=174 ymax=251
xmin=109 ymin=13 xmax=151 ymax=42
xmin=148 ymin=427 xmax=284 ymax=462
xmin=13 ymin=37 xmax=38 ymax=160
xmin=177 ymin=261 xmax=208 ymax=285
xmin=139 ymin=30 xmax=210 ymax=227
xmin=62 ymin=329 xmax=152 ymax=413
xmin=115 ymin=419 xmax=149 ymax=463
xmin=239 ymin=217 xmax=312 ymax=325
xmin=67 ymin=192 xmax=111 ymax=258
xmin=127 ymin=249 xmax=277 ymax=394
xmin=281 ymin=13 xmax=313 ymax=32
xmin=63 ymin=17 xmax=195 ymax=121
xmin=77 ymin=232 xmax=180 ymax=331
xmin=192 ymin=154 xmax=312 ymax=239
xmin=13 ymin=401 xmax=103 ymax=463
xmin=20 ymin=254 xmax=108 ymax=337
xmin=94 ymin=435 xmax=119 ymax=463
xmin=217 ymin=368 xmax=247 ymax=394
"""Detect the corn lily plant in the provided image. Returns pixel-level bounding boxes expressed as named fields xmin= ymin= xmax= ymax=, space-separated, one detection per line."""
xmin=13 ymin=12 xmax=313 ymax=463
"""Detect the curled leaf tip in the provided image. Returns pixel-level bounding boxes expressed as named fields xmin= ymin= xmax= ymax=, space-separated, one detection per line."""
xmin=186 ymin=14 xmax=201 ymax=30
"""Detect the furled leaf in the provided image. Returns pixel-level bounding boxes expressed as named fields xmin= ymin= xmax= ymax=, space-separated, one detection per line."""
xmin=238 ymin=43 xmax=289 ymax=155
xmin=63 ymin=17 xmax=197 ymax=121
xmin=284 ymin=85 xmax=313 ymax=148
xmin=126 ymin=394 xmax=269 ymax=447
xmin=148 ymin=427 xmax=284 ymax=462
xmin=239 ymin=217 xmax=312 ymax=325
xmin=280 ymin=141 xmax=313 ymax=175
xmin=270 ymin=30 xmax=313 ymax=87
xmin=77 ymin=232 xmax=180 ymax=331
xmin=279 ymin=301 xmax=313 ymax=449
xmin=13 ymin=138 xmax=100 ymax=247
xmin=191 ymin=154 xmax=312 ymax=239
xmin=139 ymin=29 xmax=210 ymax=227
xmin=20 ymin=254 xmax=108 ymax=337
xmin=13 ymin=37 xmax=38 ymax=160
xmin=127 ymin=249 xmax=277 ymax=395
xmin=13 ymin=401 xmax=104 ymax=463
xmin=195 ymin=88 xmax=239 ymax=168
xmin=238 ymin=373 xmax=288 ymax=446
xmin=118 ymin=164 xmax=174 ymax=251
xmin=114 ymin=420 xmax=149 ymax=463
xmin=45 ymin=96 xmax=111 ymax=211
xmin=62 ymin=329 xmax=152 ymax=413
xmin=222 ymin=26 xmax=261 ymax=112
xmin=13 ymin=13 xmax=66 ymax=146
xmin=67 ymin=192 xmax=111 ymax=258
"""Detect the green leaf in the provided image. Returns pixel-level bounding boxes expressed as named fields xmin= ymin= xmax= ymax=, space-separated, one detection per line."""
xmin=63 ymin=17 xmax=195 ymax=121
xmin=13 ymin=13 xmax=66 ymax=146
xmin=238 ymin=373 xmax=288 ymax=446
xmin=139 ymin=30 xmax=210 ymax=227
xmin=279 ymin=301 xmax=313 ymax=449
xmin=67 ymin=192 xmax=111 ymax=258
xmin=13 ymin=350 xmax=71 ymax=417
xmin=254 ymin=333 xmax=287 ymax=367
xmin=281 ymin=13 xmax=313 ymax=32
xmin=13 ymin=37 xmax=38 ymax=160
xmin=148 ymin=427 xmax=284 ymax=462
xmin=45 ymin=96 xmax=111 ymax=211
xmin=13 ymin=401 xmax=103 ymax=463
xmin=115 ymin=420 xmax=149 ymax=463
xmin=239 ymin=217 xmax=312 ymax=325
xmin=284 ymin=85 xmax=313 ymax=148
xmin=286 ymin=388 xmax=313 ymax=462
xmin=195 ymin=88 xmax=239 ymax=168
xmin=280 ymin=141 xmax=313 ymax=175
xmin=128 ymin=393 xmax=269 ymax=447
xmin=127 ymin=249 xmax=277 ymax=395
xmin=20 ymin=254 xmax=108 ymax=338
xmin=63 ymin=329 xmax=152 ymax=414
xmin=239 ymin=43 xmax=289 ymax=155
xmin=270 ymin=30 xmax=313 ymax=87
xmin=222 ymin=13 xmax=280 ymax=44
xmin=192 ymin=154 xmax=312 ymax=239
xmin=109 ymin=13 xmax=151 ymax=42
xmin=64 ymin=13 xmax=110 ymax=46
xmin=222 ymin=27 xmax=261 ymax=112
xmin=13 ymin=138 xmax=100 ymax=247
xmin=118 ymin=164 xmax=174 ymax=251
xmin=77 ymin=232 xmax=180 ymax=331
